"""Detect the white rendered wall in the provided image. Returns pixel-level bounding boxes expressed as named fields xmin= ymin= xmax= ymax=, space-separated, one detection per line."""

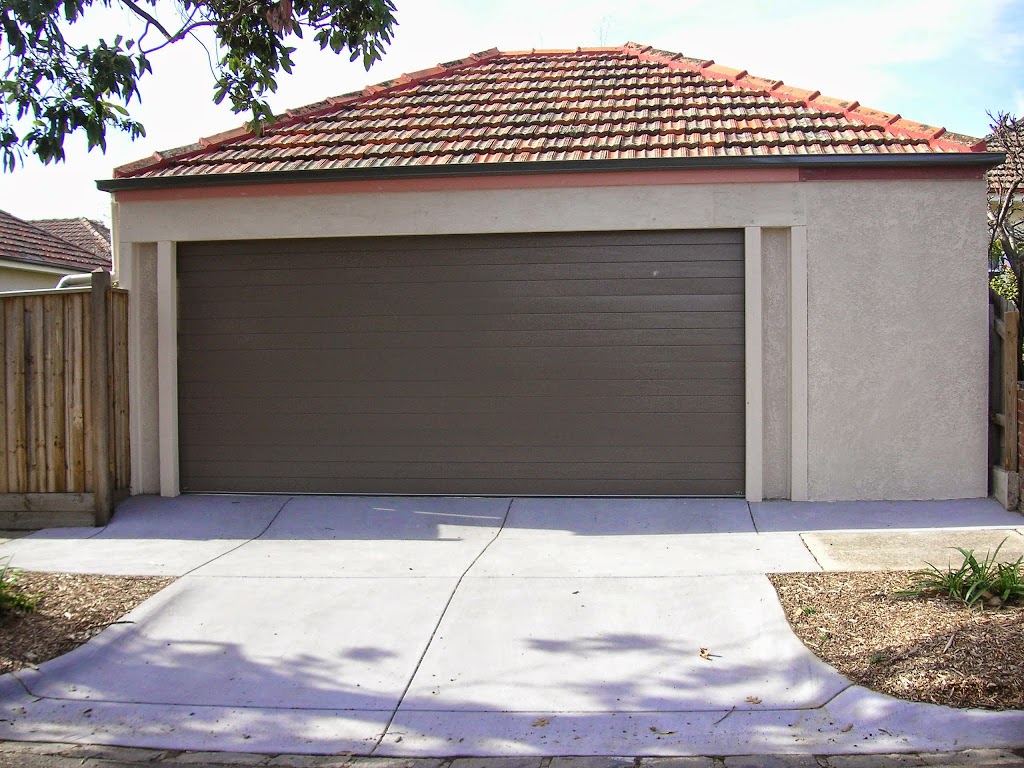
xmin=803 ymin=178 xmax=988 ymax=500
xmin=112 ymin=176 xmax=987 ymax=501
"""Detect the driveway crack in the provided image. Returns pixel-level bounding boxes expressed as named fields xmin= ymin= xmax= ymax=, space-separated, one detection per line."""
xmin=369 ymin=496 xmax=514 ymax=754
xmin=180 ymin=496 xmax=294 ymax=577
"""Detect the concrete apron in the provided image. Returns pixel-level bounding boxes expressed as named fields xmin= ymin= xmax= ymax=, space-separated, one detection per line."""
xmin=0 ymin=495 xmax=1022 ymax=757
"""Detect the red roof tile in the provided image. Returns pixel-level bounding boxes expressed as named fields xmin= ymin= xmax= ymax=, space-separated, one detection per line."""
xmin=0 ymin=210 xmax=111 ymax=272
xmin=113 ymin=43 xmax=988 ymax=182
xmin=31 ymin=217 xmax=112 ymax=262
xmin=987 ymin=134 xmax=1021 ymax=197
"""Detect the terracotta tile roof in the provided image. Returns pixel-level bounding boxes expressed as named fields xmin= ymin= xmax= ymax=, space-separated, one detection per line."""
xmin=31 ymin=217 xmax=112 ymax=262
xmin=114 ymin=42 xmax=988 ymax=181
xmin=987 ymin=135 xmax=1021 ymax=197
xmin=0 ymin=210 xmax=111 ymax=272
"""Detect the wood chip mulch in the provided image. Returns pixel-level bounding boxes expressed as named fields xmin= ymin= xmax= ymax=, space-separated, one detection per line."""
xmin=0 ymin=571 xmax=174 ymax=674
xmin=769 ymin=571 xmax=1024 ymax=711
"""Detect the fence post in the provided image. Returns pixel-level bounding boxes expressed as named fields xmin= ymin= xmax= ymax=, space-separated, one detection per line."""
xmin=91 ymin=270 xmax=112 ymax=525
xmin=1003 ymin=303 xmax=1019 ymax=473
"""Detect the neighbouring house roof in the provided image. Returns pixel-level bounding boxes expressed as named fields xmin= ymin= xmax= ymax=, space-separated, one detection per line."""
xmin=104 ymin=42 xmax=994 ymax=188
xmin=987 ymin=134 xmax=1021 ymax=198
xmin=31 ymin=217 xmax=112 ymax=262
xmin=0 ymin=209 xmax=111 ymax=272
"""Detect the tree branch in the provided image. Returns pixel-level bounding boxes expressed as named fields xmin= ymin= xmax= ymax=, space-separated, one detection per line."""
xmin=120 ymin=0 xmax=174 ymax=40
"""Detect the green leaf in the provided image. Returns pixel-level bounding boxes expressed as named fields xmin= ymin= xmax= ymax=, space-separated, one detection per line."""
xmin=0 ymin=0 xmax=397 ymax=169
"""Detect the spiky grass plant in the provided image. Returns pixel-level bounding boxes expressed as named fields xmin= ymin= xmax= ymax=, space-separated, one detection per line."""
xmin=899 ymin=539 xmax=1024 ymax=608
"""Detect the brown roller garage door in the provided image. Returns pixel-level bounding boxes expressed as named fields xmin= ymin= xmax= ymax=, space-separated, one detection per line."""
xmin=177 ymin=230 xmax=745 ymax=495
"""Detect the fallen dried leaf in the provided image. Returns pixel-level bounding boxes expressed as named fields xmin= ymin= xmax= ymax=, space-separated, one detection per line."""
xmin=840 ymin=724 xmax=853 ymax=733
xmin=532 ymin=717 xmax=550 ymax=727
xmin=745 ymin=696 xmax=762 ymax=704
xmin=649 ymin=726 xmax=675 ymax=735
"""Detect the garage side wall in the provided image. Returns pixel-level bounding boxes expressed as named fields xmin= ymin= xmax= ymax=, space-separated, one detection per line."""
xmin=804 ymin=179 xmax=988 ymax=500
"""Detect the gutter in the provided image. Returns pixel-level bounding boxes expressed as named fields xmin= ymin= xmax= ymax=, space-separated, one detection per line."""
xmin=97 ymin=152 xmax=1007 ymax=193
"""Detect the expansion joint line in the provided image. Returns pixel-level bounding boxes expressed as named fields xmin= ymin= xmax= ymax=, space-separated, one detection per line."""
xmin=369 ymin=497 xmax=515 ymax=754
xmin=180 ymin=495 xmax=295 ymax=577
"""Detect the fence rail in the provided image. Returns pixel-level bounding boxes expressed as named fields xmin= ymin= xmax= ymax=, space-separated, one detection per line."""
xmin=0 ymin=273 xmax=128 ymax=526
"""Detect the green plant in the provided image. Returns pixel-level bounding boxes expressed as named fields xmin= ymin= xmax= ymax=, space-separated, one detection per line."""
xmin=0 ymin=557 xmax=36 ymax=616
xmin=899 ymin=539 xmax=1024 ymax=608
xmin=991 ymin=261 xmax=1019 ymax=305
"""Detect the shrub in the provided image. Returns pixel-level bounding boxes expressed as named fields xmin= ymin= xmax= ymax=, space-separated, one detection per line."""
xmin=899 ymin=539 xmax=1024 ymax=608
xmin=0 ymin=557 xmax=36 ymax=617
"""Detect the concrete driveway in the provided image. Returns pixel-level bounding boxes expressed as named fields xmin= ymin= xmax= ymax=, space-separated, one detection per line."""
xmin=0 ymin=495 xmax=1022 ymax=757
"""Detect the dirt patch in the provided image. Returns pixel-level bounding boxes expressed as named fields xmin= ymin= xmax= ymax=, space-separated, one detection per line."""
xmin=769 ymin=571 xmax=1024 ymax=711
xmin=0 ymin=571 xmax=173 ymax=674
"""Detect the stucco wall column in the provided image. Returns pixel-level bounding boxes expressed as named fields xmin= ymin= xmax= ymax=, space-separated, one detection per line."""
xmin=156 ymin=241 xmax=179 ymax=497
xmin=745 ymin=226 xmax=764 ymax=502
xmin=790 ymin=225 xmax=809 ymax=500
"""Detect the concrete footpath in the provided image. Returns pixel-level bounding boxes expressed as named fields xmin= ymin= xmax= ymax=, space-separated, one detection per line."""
xmin=2 ymin=742 xmax=1024 ymax=768
xmin=0 ymin=496 xmax=1022 ymax=762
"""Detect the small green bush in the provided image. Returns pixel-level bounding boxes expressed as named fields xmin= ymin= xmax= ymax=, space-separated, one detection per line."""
xmin=899 ymin=539 xmax=1024 ymax=609
xmin=990 ymin=241 xmax=1019 ymax=304
xmin=0 ymin=557 xmax=36 ymax=617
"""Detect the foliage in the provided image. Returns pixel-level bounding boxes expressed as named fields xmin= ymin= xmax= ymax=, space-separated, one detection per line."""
xmin=899 ymin=539 xmax=1024 ymax=609
xmin=0 ymin=557 xmax=36 ymax=617
xmin=989 ymin=113 xmax=1024 ymax=376
xmin=0 ymin=0 xmax=397 ymax=170
xmin=991 ymin=269 xmax=1018 ymax=304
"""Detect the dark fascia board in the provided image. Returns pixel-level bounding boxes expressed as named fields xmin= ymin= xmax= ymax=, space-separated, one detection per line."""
xmin=97 ymin=151 xmax=1007 ymax=192
xmin=0 ymin=253 xmax=96 ymax=272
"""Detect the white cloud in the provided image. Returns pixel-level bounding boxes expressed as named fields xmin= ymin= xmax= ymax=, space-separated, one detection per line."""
xmin=3 ymin=0 xmax=1022 ymax=220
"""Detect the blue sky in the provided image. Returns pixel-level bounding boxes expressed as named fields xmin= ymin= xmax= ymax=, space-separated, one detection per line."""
xmin=3 ymin=0 xmax=1023 ymax=222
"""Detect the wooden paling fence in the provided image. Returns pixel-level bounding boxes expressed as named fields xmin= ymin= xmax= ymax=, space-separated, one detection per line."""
xmin=0 ymin=271 xmax=128 ymax=526
xmin=989 ymin=288 xmax=1019 ymax=485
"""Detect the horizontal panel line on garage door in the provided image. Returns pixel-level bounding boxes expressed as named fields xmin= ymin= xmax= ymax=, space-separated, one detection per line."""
xmin=178 ymin=436 xmax=744 ymax=451
xmin=178 ymin=237 xmax=746 ymax=257
xmin=179 ymin=339 xmax=745 ymax=353
xmin=183 ymin=295 xmax=744 ymax=320
xmin=181 ymin=249 xmax=746 ymax=263
xmin=180 ymin=445 xmax=745 ymax=463
xmin=181 ymin=350 xmax=745 ymax=376
xmin=178 ymin=417 xmax=745 ymax=448
xmin=184 ymin=262 xmax=745 ymax=288
xmin=180 ymin=235 xmax=744 ymax=257
xmin=180 ymin=364 xmax=745 ymax=384
xmin=182 ymin=408 xmax=744 ymax=417
xmin=179 ymin=478 xmax=745 ymax=495
xmin=180 ymin=280 xmax=744 ymax=305
xmin=179 ymin=311 xmax=746 ymax=335
xmin=181 ymin=464 xmax=744 ymax=482
xmin=178 ymin=328 xmax=743 ymax=345
xmin=182 ymin=443 xmax=744 ymax=455
xmin=179 ymin=378 xmax=745 ymax=398
xmin=179 ymin=237 xmax=744 ymax=264
xmin=179 ymin=395 xmax=743 ymax=415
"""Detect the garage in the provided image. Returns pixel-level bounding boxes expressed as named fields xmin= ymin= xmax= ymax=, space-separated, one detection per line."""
xmin=105 ymin=44 xmax=994 ymax=503
xmin=176 ymin=229 xmax=745 ymax=495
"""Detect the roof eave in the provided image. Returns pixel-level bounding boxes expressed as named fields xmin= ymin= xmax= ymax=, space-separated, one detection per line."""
xmin=97 ymin=152 xmax=1006 ymax=193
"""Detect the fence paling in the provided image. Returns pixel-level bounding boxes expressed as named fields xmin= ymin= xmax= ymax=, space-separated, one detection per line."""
xmin=0 ymin=276 xmax=129 ymax=524
xmin=990 ymin=289 xmax=1019 ymax=473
